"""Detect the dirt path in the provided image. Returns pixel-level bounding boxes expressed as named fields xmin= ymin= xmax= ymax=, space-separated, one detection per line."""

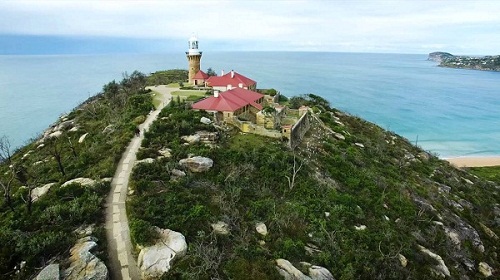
xmin=104 ymin=86 xmax=175 ymax=280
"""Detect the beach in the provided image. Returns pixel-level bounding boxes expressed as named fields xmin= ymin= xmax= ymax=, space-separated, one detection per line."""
xmin=446 ymin=156 xmax=500 ymax=168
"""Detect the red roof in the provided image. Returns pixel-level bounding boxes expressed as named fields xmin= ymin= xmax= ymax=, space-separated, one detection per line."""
xmin=206 ymin=70 xmax=256 ymax=88
xmin=193 ymin=70 xmax=209 ymax=79
xmin=191 ymin=88 xmax=263 ymax=112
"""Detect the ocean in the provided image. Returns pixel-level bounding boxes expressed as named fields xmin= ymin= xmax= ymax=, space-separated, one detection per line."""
xmin=0 ymin=52 xmax=499 ymax=157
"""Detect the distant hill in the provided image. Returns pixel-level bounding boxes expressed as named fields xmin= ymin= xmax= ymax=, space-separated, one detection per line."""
xmin=428 ymin=52 xmax=500 ymax=71
xmin=427 ymin=52 xmax=454 ymax=62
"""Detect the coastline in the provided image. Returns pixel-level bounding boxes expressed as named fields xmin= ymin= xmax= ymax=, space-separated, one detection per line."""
xmin=445 ymin=156 xmax=500 ymax=168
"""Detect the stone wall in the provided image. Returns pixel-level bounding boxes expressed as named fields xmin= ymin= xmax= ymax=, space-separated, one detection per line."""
xmin=289 ymin=111 xmax=310 ymax=149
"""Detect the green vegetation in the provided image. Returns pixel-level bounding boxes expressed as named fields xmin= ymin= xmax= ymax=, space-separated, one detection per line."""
xmin=147 ymin=69 xmax=188 ymax=86
xmin=439 ymin=55 xmax=500 ymax=71
xmin=128 ymin=95 xmax=499 ymax=279
xmin=0 ymin=70 xmax=154 ymax=278
xmin=468 ymin=166 xmax=500 ymax=184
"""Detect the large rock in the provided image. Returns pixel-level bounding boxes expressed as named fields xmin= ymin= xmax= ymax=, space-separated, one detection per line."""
xmin=211 ymin=221 xmax=230 ymax=235
xmin=78 ymin=133 xmax=88 ymax=143
xmin=479 ymin=262 xmax=493 ymax=277
xmin=418 ymin=245 xmax=450 ymax=277
xmin=308 ymin=265 xmax=335 ymax=280
xmin=276 ymin=259 xmax=311 ymax=280
xmin=36 ymin=263 xmax=60 ymax=280
xmin=63 ymin=236 xmax=108 ymax=280
xmin=255 ymin=222 xmax=268 ymax=236
xmin=138 ymin=228 xmax=187 ymax=279
xmin=31 ymin=183 xmax=56 ymax=202
xmin=181 ymin=134 xmax=200 ymax=144
xmin=135 ymin=158 xmax=155 ymax=165
xmin=179 ymin=156 xmax=213 ymax=172
xmin=61 ymin=178 xmax=96 ymax=188
xmin=200 ymin=117 xmax=212 ymax=124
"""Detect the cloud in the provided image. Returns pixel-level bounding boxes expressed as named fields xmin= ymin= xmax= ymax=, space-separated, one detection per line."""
xmin=1 ymin=0 xmax=499 ymax=54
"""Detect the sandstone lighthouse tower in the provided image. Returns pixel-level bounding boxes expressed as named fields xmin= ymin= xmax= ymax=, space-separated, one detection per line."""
xmin=186 ymin=35 xmax=202 ymax=84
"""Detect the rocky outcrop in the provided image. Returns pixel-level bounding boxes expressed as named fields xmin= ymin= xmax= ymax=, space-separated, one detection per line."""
xmin=31 ymin=183 xmax=56 ymax=202
xmin=276 ymin=259 xmax=311 ymax=280
xmin=63 ymin=236 xmax=108 ymax=280
xmin=181 ymin=134 xmax=200 ymax=144
xmin=276 ymin=259 xmax=335 ymax=280
xmin=418 ymin=245 xmax=450 ymax=277
xmin=61 ymin=178 xmax=96 ymax=188
xmin=479 ymin=262 xmax=493 ymax=277
xmin=137 ymin=228 xmax=187 ymax=279
xmin=428 ymin=52 xmax=454 ymax=62
xmin=211 ymin=221 xmax=230 ymax=235
xmin=36 ymin=263 xmax=60 ymax=280
xmin=179 ymin=156 xmax=213 ymax=172
xmin=135 ymin=158 xmax=155 ymax=165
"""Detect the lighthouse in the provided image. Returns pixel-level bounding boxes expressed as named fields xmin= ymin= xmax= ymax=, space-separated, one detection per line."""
xmin=186 ymin=35 xmax=202 ymax=84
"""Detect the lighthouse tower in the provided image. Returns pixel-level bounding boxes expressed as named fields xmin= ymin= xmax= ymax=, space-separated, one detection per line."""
xmin=186 ymin=35 xmax=202 ymax=84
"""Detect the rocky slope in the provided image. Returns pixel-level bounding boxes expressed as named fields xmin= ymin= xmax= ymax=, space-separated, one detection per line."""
xmin=128 ymin=95 xmax=499 ymax=279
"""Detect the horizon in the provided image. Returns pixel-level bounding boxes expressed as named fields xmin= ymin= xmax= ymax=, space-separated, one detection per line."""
xmin=1 ymin=1 xmax=499 ymax=56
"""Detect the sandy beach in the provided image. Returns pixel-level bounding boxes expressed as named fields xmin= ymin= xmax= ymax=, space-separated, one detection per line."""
xmin=445 ymin=156 xmax=500 ymax=168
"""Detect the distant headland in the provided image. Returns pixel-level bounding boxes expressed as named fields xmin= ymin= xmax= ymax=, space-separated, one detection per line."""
xmin=428 ymin=51 xmax=500 ymax=71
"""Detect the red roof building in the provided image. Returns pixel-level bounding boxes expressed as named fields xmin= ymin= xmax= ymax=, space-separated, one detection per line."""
xmin=191 ymin=88 xmax=264 ymax=121
xmin=206 ymin=70 xmax=257 ymax=91
xmin=193 ymin=70 xmax=209 ymax=86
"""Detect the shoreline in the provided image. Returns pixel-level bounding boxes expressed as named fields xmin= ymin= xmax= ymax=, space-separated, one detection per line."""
xmin=444 ymin=156 xmax=500 ymax=168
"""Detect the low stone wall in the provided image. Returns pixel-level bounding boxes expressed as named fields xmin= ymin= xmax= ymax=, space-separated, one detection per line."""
xmin=230 ymin=118 xmax=282 ymax=138
xmin=289 ymin=111 xmax=310 ymax=149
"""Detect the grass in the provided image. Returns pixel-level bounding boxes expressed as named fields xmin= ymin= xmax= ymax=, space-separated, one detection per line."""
xmin=467 ymin=166 xmax=500 ymax=184
xmin=151 ymin=91 xmax=164 ymax=108
xmin=171 ymin=90 xmax=207 ymax=97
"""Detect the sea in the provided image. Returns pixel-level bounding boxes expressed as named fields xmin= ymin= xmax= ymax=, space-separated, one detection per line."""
xmin=0 ymin=52 xmax=499 ymax=158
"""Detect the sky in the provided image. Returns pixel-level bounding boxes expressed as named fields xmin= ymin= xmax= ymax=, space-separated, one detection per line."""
xmin=0 ymin=0 xmax=499 ymax=55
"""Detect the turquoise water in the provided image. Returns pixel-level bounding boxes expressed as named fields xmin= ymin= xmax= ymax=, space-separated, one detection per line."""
xmin=0 ymin=52 xmax=499 ymax=157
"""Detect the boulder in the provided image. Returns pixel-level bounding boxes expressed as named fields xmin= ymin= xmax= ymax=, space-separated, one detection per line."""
xmin=211 ymin=221 xmax=230 ymax=235
xmin=135 ymin=158 xmax=155 ymax=165
xmin=36 ymin=263 xmax=60 ymax=280
xmin=478 ymin=262 xmax=493 ymax=278
xmin=276 ymin=259 xmax=311 ymax=280
xmin=181 ymin=134 xmax=200 ymax=144
xmin=418 ymin=245 xmax=450 ymax=277
xmin=179 ymin=156 xmax=213 ymax=172
xmin=333 ymin=133 xmax=345 ymax=140
xmin=55 ymin=120 xmax=74 ymax=131
xmin=102 ymin=125 xmax=115 ymax=134
xmin=63 ymin=236 xmax=108 ymax=280
xmin=78 ymin=133 xmax=88 ymax=143
xmin=171 ymin=169 xmax=186 ymax=177
xmin=31 ymin=183 xmax=56 ymax=202
xmin=61 ymin=178 xmax=96 ymax=188
xmin=158 ymin=148 xmax=172 ymax=158
xmin=200 ymin=117 xmax=212 ymax=124
xmin=48 ymin=131 xmax=63 ymax=139
xmin=354 ymin=142 xmax=364 ymax=148
xmin=308 ymin=265 xmax=335 ymax=280
xmin=255 ymin=222 xmax=268 ymax=236
xmin=398 ymin=254 xmax=408 ymax=268
xmin=138 ymin=228 xmax=187 ymax=279
xmin=354 ymin=225 xmax=366 ymax=231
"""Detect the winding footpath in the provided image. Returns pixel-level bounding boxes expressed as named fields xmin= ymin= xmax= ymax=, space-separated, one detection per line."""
xmin=104 ymin=86 xmax=175 ymax=280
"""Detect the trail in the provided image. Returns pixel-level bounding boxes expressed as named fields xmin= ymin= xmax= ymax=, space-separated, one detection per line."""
xmin=104 ymin=86 xmax=175 ymax=279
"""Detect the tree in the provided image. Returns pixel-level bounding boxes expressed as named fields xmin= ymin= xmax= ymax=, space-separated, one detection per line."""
xmin=0 ymin=170 xmax=15 ymax=212
xmin=285 ymin=153 xmax=303 ymax=190
xmin=0 ymin=135 xmax=12 ymax=164
xmin=206 ymin=67 xmax=217 ymax=77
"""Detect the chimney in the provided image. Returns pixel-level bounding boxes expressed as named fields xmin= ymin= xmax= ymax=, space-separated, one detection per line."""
xmin=231 ymin=70 xmax=234 ymax=78
xmin=214 ymin=90 xmax=219 ymax=98
xmin=238 ymin=83 xmax=243 ymax=88
xmin=227 ymin=84 xmax=232 ymax=90
xmin=221 ymin=70 xmax=224 ymax=76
